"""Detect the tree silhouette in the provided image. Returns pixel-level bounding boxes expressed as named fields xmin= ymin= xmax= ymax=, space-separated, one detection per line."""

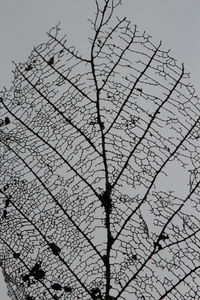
xmin=0 ymin=1 xmax=199 ymax=299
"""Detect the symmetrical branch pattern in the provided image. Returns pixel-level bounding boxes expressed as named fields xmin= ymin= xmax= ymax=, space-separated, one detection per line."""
xmin=0 ymin=1 xmax=199 ymax=300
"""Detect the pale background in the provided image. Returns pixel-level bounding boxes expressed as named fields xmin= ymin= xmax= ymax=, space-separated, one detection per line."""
xmin=0 ymin=0 xmax=200 ymax=299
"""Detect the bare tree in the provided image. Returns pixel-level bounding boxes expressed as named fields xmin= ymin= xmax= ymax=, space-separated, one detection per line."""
xmin=0 ymin=1 xmax=199 ymax=300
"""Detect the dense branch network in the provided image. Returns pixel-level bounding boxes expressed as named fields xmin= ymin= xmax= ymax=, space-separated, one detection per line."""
xmin=0 ymin=1 xmax=199 ymax=300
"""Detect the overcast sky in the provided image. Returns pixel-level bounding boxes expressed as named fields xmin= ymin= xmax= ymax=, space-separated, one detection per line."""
xmin=0 ymin=0 xmax=200 ymax=298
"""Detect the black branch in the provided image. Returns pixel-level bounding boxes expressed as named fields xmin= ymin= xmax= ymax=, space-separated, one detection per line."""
xmin=0 ymin=1 xmax=199 ymax=300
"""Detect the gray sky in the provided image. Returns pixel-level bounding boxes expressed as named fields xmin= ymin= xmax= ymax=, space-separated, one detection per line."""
xmin=0 ymin=0 xmax=200 ymax=299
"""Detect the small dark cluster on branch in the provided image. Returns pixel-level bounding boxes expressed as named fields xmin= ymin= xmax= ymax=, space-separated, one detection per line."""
xmin=22 ymin=263 xmax=45 ymax=281
xmin=48 ymin=243 xmax=61 ymax=256
xmin=99 ymin=191 xmax=112 ymax=213
xmin=0 ymin=0 xmax=199 ymax=300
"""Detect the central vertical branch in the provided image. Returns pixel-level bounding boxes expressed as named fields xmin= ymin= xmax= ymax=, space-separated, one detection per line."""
xmin=91 ymin=59 xmax=112 ymax=300
xmin=90 ymin=16 xmax=113 ymax=300
xmin=104 ymin=181 xmax=113 ymax=300
xmin=95 ymin=84 xmax=112 ymax=299
xmin=99 ymin=182 xmax=113 ymax=299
